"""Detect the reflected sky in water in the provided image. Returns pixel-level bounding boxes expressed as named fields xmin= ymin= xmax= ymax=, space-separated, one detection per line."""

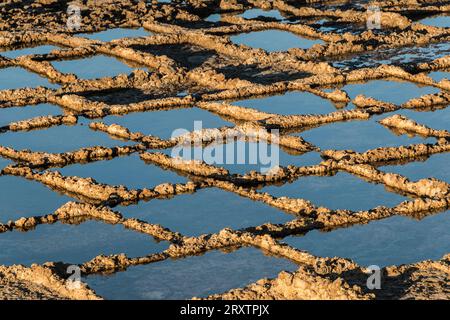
xmin=0 ymin=104 xmax=62 ymax=126
xmin=84 ymin=247 xmax=298 ymax=300
xmin=0 ymin=176 xmax=72 ymax=222
xmin=0 ymin=45 xmax=59 ymax=59
xmin=52 ymin=55 xmax=138 ymax=79
xmin=0 ymin=67 xmax=59 ymax=90
xmin=286 ymin=213 xmax=450 ymax=267
xmin=103 ymin=107 xmax=232 ymax=140
xmin=120 ymin=188 xmax=293 ymax=236
xmin=300 ymin=117 xmax=434 ymax=152
xmin=0 ymin=221 xmax=167 ymax=266
xmin=232 ymin=91 xmax=340 ymax=115
xmin=419 ymin=15 xmax=450 ymax=28
xmin=262 ymin=171 xmax=407 ymax=212
xmin=57 ymin=153 xmax=188 ymax=189
xmin=341 ymin=80 xmax=440 ymax=105
xmin=0 ymin=8 xmax=449 ymax=299
xmin=0 ymin=120 xmax=130 ymax=154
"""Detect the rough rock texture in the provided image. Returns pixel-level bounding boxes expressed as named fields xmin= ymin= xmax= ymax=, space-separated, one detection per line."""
xmin=0 ymin=0 xmax=449 ymax=300
xmin=0 ymin=264 xmax=100 ymax=300
xmin=202 ymin=254 xmax=450 ymax=300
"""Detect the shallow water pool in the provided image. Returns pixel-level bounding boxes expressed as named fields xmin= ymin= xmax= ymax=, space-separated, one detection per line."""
xmin=0 ymin=220 xmax=167 ymax=266
xmin=0 ymin=104 xmax=62 ymax=126
xmin=84 ymin=247 xmax=298 ymax=300
xmin=285 ymin=213 xmax=450 ymax=267
xmin=262 ymin=171 xmax=408 ymax=212
xmin=232 ymin=91 xmax=340 ymax=115
xmin=52 ymin=55 xmax=140 ymax=79
xmin=0 ymin=45 xmax=60 ymax=59
xmin=0 ymin=67 xmax=59 ymax=90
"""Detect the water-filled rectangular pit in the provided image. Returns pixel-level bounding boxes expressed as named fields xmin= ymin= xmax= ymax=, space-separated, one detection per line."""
xmin=232 ymin=91 xmax=341 ymax=115
xmin=84 ymin=247 xmax=298 ymax=300
xmin=419 ymin=15 xmax=450 ymax=28
xmin=379 ymin=152 xmax=450 ymax=182
xmin=285 ymin=212 xmax=450 ymax=267
xmin=0 ymin=121 xmax=131 ymax=154
xmin=0 ymin=220 xmax=168 ymax=266
xmin=52 ymin=55 xmax=142 ymax=79
xmin=0 ymin=175 xmax=72 ymax=222
xmin=427 ymin=70 xmax=449 ymax=82
xmin=262 ymin=172 xmax=408 ymax=212
xmin=120 ymin=188 xmax=293 ymax=237
xmin=0 ymin=104 xmax=62 ymax=126
xmin=340 ymin=80 xmax=441 ymax=105
xmin=103 ymin=107 xmax=233 ymax=140
xmin=165 ymin=144 xmax=322 ymax=175
xmin=56 ymin=154 xmax=188 ymax=189
xmin=299 ymin=117 xmax=434 ymax=153
xmin=0 ymin=67 xmax=59 ymax=90
xmin=331 ymin=42 xmax=450 ymax=70
xmin=394 ymin=107 xmax=450 ymax=131
xmin=0 ymin=44 xmax=60 ymax=59
xmin=240 ymin=9 xmax=287 ymax=21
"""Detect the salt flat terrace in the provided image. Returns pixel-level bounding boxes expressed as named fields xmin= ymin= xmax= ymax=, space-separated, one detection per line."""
xmin=0 ymin=0 xmax=449 ymax=300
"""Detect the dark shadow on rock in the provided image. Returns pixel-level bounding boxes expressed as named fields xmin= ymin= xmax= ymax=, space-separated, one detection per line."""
xmin=217 ymin=64 xmax=311 ymax=85
xmin=132 ymin=43 xmax=218 ymax=69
